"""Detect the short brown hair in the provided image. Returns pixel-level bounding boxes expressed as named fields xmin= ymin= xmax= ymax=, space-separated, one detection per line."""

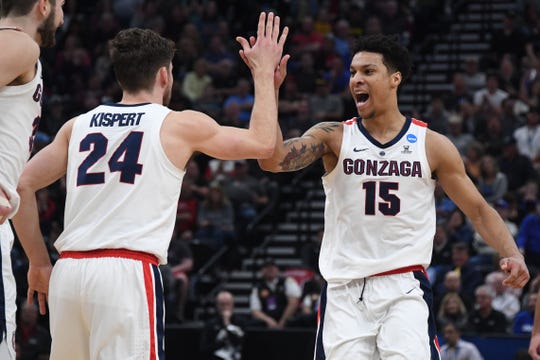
xmin=108 ymin=28 xmax=176 ymax=93
xmin=1 ymin=0 xmax=55 ymax=17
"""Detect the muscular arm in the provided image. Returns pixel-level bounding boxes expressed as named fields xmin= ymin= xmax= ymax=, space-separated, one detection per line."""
xmin=258 ymin=121 xmax=341 ymax=172
xmin=428 ymin=131 xmax=529 ymax=288
xmin=0 ymin=32 xmax=39 ymax=87
xmin=11 ymin=119 xmax=72 ymax=313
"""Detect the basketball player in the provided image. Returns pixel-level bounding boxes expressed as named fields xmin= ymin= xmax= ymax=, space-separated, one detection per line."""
xmin=12 ymin=12 xmax=288 ymax=359
xmin=256 ymin=34 xmax=529 ymax=359
xmin=530 ymin=286 xmax=540 ymax=360
xmin=0 ymin=1 xmax=64 ymax=358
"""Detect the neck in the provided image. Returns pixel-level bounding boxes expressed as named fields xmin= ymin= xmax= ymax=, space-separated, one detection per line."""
xmin=0 ymin=16 xmax=39 ymax=42
xmin=361 ymin=111 xmax=406 ymax=140
xmin=120 ymin=91 xmax=162 ymax=105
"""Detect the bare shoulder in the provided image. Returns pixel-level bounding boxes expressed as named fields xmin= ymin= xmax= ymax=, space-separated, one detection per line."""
xmin=163 ymin=109 xmax=217 ymax=138
xmin=0 ymin=30 xmax=39 ymax=62
xmin=0 ymin=31 xmax=39 ymax=85
xmin=425 ymin=128 xmax=464 ymax=175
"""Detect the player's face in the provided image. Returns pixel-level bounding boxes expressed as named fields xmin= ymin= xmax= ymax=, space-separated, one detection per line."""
xmin=349 ymin=51 xmax=399 ymax=120
xmin=163 ymin=64 xmax=173 ymax=106
xmin=38 ymin=0 xmax=65 ymax=48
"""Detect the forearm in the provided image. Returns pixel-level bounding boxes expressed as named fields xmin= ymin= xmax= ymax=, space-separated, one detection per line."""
xmin=279 ymin=298 xmax=299 ymax=324
xmin=11 ymin=187 xmax=50 ymax=266
xmin=534 ymin=289 xmax=540 ymax=336
xmin=471 ymin=206 xmax=522 ymax=258
xmin=251 ymin=309 xmax=275 ymax=324
xmin=248 ymin=69 xmax=278 ymax=157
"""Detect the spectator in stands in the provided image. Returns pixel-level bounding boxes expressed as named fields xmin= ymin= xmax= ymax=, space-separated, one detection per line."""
xmin=436 ymin=242 xmax=484 ymax=310
xmin=498 ymin=136 xmax=537 ymax=193
xmin=475 ymin=112 xmax=506 ymax=157
xmin=513 ymin=107 xmax=540 ymax=170
xmin=423 ymin=96 xmax=450 ymax=135
xmin=498 ymin=54 xmax=521 ymax=97
xmin=473 ymin=72 xmax=509 ymax=114
xmin=513 ymin=290 xmax=537 ymax=335
xmin=434 ymin=270 xmax=473 ymax=313
xmin=445 ymin=209 xmax=474 ymax=246
xmin=289 ymin=16 xmax=324 ymax=57
xmin=517 ymin=198 xmax=540 ymax=270
xmin=175 ymin=178 xmax=199 ymax=235
xmin=308 ymin=77 xmax=344 ymax=122
xmin=248 ymin=258 xmax=302 ymax=329
xmin=222 ymin=160 xmax=269 ymax=239
xmin=200 ymin=290 xmax=246 ymax=360
xmin=436 ymin=292 xmax=469 ymax=331
xmin=167 ymin=231 xmax=194 ymax=323
xmin=476 ymin=154 xmax=509 ymax=204
xmin=429 ymin=222 xmax=453 ymax=284
xmin=442 ymin=72 xmax=473 ymax=113
xmin=291 ymin=51 xmax=318 ymax=95
xmin=486 ymin=271 xmax=521 ymax=323
xmin=223 ymin=78 xmax=255 ymax=127
xmin=446 ymin=112 xmax=474 ymax=156
xmin=440 ymin=322 xmax=484 ymax=360
xmin=184 ymin=159 xmax=210 ymax=201
xmin=195 ymin=183 xmax=236 ymax=251
xmin=462 ymin=56 xmax=486 ymax=93
xmin=466 ymin=285 xmax=508 ymax=334
xmin=181 ymin=59 xmax=213 ymax=103
xmin=463 ymin=141 xmax=486 ymax=184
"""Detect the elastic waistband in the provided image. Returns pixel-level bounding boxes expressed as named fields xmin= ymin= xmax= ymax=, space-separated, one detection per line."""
xmin=371 ymin=265 xmax=425 ymax=277
xmin=60 ymin=249 xmax=158 ymax=266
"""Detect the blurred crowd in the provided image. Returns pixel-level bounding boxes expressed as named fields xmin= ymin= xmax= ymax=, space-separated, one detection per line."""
xmin=10 ymin=0 xmax=540 ymax=359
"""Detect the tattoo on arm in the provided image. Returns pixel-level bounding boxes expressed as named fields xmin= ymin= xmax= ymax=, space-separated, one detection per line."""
xmin=314 ymin=122 xmax=341 ymax=133
xmin=279 ymin=137 xmax=326 ymax=171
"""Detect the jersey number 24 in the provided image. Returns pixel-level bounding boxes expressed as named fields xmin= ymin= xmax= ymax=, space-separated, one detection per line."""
xmin=77 ymin=132 xmax=143 ymax=186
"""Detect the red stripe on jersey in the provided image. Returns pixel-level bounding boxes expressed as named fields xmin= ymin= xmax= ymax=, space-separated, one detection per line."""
xmin=60 ymin=248 xmax=158 ymax=265
xmin=343 ymin=117 xmax=358 ymax=125
xmin=411 ymin=118 xmax=428 ymax=127
xmin=143 ymin=263 xmax=157 ymax=360
xmin=371 ymin=265 xmax=425 ymax=277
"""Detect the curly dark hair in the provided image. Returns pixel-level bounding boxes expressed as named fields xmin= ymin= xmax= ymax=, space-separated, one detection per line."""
xmin=351 ymin=34 xmax=411 ymax=84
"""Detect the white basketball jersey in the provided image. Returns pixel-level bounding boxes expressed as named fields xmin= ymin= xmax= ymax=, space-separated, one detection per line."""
xmin=0 ymin=59 xmax=42 ymax=216
xmin=56 ymin=103 xmax=184 ymax=264
xmin=320 ymin=117 xmax=436 ymax=284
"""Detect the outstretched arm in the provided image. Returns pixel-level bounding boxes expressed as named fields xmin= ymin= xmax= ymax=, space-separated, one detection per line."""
xmin=258 ymin=121 xmax=340 ymax=173
xmin=429 ymin=131 xmax=529 ymax=288
xmin=11 ymin=119 xmax=72 ymax=314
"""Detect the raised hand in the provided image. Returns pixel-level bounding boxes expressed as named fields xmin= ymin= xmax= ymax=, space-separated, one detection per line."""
xmin=237 ymin=12 xmax=289 ymax=86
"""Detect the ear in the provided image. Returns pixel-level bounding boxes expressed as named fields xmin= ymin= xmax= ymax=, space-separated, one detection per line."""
xmin=38 ymin=0 xmax=51 ymax=17
xmin=158 ymin=66 xmax=169 ymax=87
xmin=391 ymin=71 xmax=402 ymax=88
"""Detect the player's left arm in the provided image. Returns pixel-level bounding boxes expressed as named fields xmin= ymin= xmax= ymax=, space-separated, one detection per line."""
xmin=11 ymin=118 xmax=73 ymax=314
xmin=428 ymin=130 xmax=529 ymax=288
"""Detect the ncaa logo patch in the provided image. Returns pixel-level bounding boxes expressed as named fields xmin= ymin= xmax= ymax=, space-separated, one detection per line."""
xmin=406 ymin=134 xmax=417 ymax=143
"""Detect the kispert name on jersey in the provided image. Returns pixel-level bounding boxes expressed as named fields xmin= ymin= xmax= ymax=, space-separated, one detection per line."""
xmin=90 ymin=111 xmax=144 ymax=127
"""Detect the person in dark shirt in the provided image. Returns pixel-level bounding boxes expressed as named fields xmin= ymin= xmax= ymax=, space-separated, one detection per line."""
xmin=467 ymin=285 xmax=508 ymax=334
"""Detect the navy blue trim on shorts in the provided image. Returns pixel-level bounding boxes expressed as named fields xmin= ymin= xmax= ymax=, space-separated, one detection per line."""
xmin=413 ymin=270 xmax=441 ymax=360
xmin=314 ymin=282 xmax=327 ymax=360
xmin=152 ymin=265 xmax=165 ymax=360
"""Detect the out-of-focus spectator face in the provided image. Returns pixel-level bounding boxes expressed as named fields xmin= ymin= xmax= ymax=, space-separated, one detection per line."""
xmin=216 ymin=291 xmax=234 ymax=314
xmin=443 ymin=324 xmax=460 ymax=347
xmin=475 ymin=287 xmax=493 ymax=310
xmin=444 ymin=271 xmax=461 ymax=292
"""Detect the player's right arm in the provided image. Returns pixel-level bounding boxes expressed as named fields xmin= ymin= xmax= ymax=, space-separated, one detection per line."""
xmin=530 ymin=287 xmax=540 ymax=360
xmin=12 ymin=119 xmax=74 ymax=314
xmin=0 ymin=31 xmax=39 ymax=87
xmin=258 ymin=121 xmax=341 ymax=173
